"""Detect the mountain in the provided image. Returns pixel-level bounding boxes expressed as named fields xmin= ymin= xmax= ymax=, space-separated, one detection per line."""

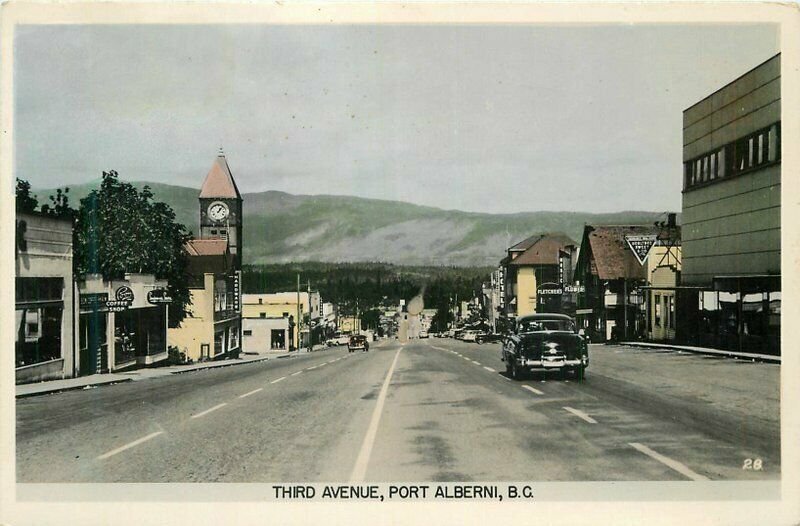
xmin=31 ymin=181 xmax=678 ymax=267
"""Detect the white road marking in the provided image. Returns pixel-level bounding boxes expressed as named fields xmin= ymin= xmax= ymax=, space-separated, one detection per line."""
xmin=318 ymin=363 xmax=327 ymax=368
xmin=563 ymin=406 xmax=597 ymax=423
xmin=522 ymin=385 xmax=544 ymax=395
xmin=270 ymin=376 xmax=287 ymax=384
xmin=238 ymin=388 xmax=263 ymax=398
xmin=350 ymin=347 xmax=403 ymax=482
xmin=629 ymin=442 xmax=710 ymax=481
xmin=97 ymin=431 xmax=164 ymax=460
xmin=471 ymin=360 xmax=481 ymax=365
xmin=328 ymin=360 xmax=335 ymax=364
xmin=291 ymin=371 xmax=302 ymax=376
xmin=483 ymin=366 xmax=496 ymax=372
xmin=191 ymin=403 xmax=228 ymax=419
xmin=307 ymin=365 xmax=318 ymax=370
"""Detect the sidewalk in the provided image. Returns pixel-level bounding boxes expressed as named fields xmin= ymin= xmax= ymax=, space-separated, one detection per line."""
xmin=617 ymin=341 xmax=780 ymax=363
xmin=16 ymin=350 xmax=297 ymax=398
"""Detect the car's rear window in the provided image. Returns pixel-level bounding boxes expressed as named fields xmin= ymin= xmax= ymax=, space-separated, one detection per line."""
xmin=518 ymin=319 xmax=574 ymax=332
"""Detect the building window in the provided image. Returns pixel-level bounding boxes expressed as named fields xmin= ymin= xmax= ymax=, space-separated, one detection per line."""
xmin=214 ymin=331 xmax=224 ymax=355
xmin=260 ymin=312 xmax=266 ymax=319
xmin=243 ymin=330 xmax=253 ymax=336
xmin=668 ymin=296 xmax=675 ymax=329
xmin=684 ymin=122 xmax=780 ymax=191
xmin=258 ymin=298 xmax=263 ymax=304
xmin=210 ymin=229 xmax=217 ymax=235
xmin=282 ymin=312 xmax=289 ymax=318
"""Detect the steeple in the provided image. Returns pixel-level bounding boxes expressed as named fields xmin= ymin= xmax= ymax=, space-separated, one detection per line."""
xmin=199 ymin=151 xmax=242 ymax=199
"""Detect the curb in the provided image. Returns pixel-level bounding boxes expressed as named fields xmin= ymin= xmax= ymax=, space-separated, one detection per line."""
xmin=617 ymin=342 xmax=781 ymax=363
xmin=16 ymin=377 xmax=133 ymax=399
xmin=168 ymin=355 xmax=275 ymax=375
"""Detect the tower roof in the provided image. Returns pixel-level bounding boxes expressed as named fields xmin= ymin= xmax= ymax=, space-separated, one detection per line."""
xmin=199 ymin=154 xmax=242 ymax=199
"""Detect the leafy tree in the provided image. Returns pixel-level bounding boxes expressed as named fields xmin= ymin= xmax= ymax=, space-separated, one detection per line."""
xmin=15 ymin=178 xmax=38 ymax=213
xmin=41 ymin=187 xmax=74 ymax=219
xmin=73 ymin=171 xmax=192 ymax=327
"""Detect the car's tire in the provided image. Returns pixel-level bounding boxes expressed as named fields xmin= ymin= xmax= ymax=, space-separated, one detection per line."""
xmin=510 ymin=361 xmax=522 ymax=381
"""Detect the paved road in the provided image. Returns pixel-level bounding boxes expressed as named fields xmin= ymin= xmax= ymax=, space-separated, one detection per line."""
xmin=16 ymin=338 xmax=779 ymax=482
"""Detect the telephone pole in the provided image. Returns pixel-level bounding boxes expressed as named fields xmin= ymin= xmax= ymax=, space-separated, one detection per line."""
xmin=296 ymin=273 xmax=301 ymax=352
xmin=307 ymin=279 xmax=313 ymax=352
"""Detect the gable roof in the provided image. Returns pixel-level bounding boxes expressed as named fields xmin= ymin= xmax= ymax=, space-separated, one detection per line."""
xmin=508 ymin=233 xmax=576 ymax=266
xmin=508 ymin=233 xmax=544 ymax=252
xmin=199 ymin=154 xmax=242 ymax=199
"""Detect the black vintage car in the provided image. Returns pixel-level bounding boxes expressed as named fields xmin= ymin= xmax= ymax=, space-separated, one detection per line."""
xmin=348 ymin=334 xmax=369 ymax=353
xmin=501 ymin=313 xmax=588 ymax=380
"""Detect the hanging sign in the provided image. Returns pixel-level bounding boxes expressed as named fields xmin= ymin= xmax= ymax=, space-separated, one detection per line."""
xmin=147 ymin=288 xmax=173 ymax=304
xmin=624 ymin=235 xmax=658 ymax=266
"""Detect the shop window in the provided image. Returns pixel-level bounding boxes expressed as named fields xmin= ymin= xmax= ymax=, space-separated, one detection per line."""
xmin=229 ymin=326 xmax=240 ymax=350
xmin=654 ymin=294 xmax=662 ymax=327
xmin=668 ymin=296 xmax=675 ymax=329
xmin=15 ymin=306 xmax=62 ymax=367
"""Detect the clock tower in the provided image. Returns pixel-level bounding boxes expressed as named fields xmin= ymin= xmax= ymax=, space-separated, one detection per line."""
xmin=198 ymin=151 xmax=243 ymax=269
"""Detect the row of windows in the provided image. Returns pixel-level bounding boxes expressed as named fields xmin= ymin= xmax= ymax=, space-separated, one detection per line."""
xmin=684 ymin=122 xmax=780 ymax=190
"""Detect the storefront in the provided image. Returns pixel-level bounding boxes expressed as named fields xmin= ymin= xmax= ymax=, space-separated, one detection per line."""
xmin=15 ymin=212 xmax=76 ymax=384
xmin=78 ymin=274 xmax=170 ymax=373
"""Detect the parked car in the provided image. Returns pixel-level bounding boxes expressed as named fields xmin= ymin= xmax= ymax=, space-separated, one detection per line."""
xmin=501 ymin=313 xmax=588 ymax=380
xmin=348 ymin=334 xmax=369 ymax=352
xmin=419 ymin=330 xmax=429 ymax=339
xmin=476 ymin=332 xmax=503 ymax=344
xmin=462 ymin=330 xmax=478 ymax=342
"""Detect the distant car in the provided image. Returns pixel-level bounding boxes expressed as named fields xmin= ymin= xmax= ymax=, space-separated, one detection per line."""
xmin=453 ymin=329 xmax=465 ymax=340
xmin=501 ymin=313 xmax=588 ymax=380
xmin=419 ymin=330 xmax=429 ymax=339
xmin=462 ymin=330 xmax=478 ymax=342
xmin=348 ymin=334 xmax=369 ymax=352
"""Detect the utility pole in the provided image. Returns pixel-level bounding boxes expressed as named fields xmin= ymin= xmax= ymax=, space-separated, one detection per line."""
xmin=623 ymin=279 xmax=628 ymax=341
xmin=296 ymin=273 xmax=301 ymax=352
xmin=307 ymin=279 xmax=313 ymax=352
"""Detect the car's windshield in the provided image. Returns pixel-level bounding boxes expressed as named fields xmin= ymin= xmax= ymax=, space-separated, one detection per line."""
xmin=518 ymin=319 xmax=574 ymax=333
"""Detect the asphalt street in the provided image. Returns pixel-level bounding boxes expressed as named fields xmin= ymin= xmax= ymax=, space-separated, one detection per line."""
xmin=16 ymin=338 xmax=780 ymax=482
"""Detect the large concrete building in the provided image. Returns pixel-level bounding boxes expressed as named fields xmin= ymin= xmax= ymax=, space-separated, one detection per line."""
xmin=679 ymin=53 xmax=780 ymax=354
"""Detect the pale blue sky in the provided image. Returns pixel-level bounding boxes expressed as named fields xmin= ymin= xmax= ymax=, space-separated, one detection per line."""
xmin=14 ymin=24 xmax=779 ymax=213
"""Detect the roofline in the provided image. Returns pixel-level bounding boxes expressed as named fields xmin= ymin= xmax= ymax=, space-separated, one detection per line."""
xmin=683 ymin=52 xmax=780 ymax=113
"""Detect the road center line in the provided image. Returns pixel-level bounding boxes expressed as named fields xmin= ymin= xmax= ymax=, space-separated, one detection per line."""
xmin=522 ymin=385 xmax=544 ymax=395
xmin=563 ymin=406 xmax=597 ymax=423
xmin=291 ymin=371 xmax=303 ymax=376
xmin=471 ymin=360 xmax=481 ymax=365
xmin=318 ymin=363 xmax=327 ymax=368
xmin=350 ymin=347 xmax=403 ymax=483
xmin=270 ymin=376 xmax=287 ymax=384
xmin=629 ymin=442 xmax=709 ymax=481
xmin=191 ymin=403 xmax=228 ymax=419
xmin=307 ymin=365 xmax=318 ymax=370
xmin=97 ymin=431 xmax=164 ymax=460
xmin=483 ymin=366 xmax=496 ymax=372
xmin=238 ymin=387 xmax=263 ymax=398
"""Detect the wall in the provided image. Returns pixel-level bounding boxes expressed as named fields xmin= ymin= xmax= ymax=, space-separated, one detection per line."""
xmin=682 ymin=54 xmax=780 ymax=286
xmin=168 ymin=274 xmax=214 ymax=361
xmin=515 ymin=267 xmax=537 ymax=317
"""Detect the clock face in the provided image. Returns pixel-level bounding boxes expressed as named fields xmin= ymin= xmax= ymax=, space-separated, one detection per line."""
xmin=207 ymin=202 xmax=229 ymax=221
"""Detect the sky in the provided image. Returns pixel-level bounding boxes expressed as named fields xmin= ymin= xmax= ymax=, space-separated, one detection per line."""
xmin=14 ymin=24 xmax=779 ymax=214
